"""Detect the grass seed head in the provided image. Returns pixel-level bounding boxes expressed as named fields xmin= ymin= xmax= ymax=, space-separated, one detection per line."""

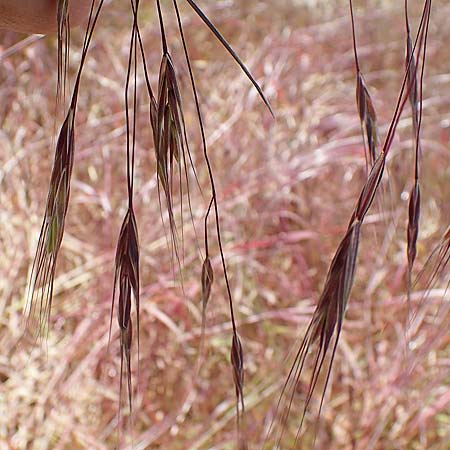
xmin=231 ymin=333 xmax=245 ymax=403
xmin=57 ymin=0 xmax=71 ymax=105
xmin=231 ymin=332 xmax=246 ymax=445
xmin=356 ymin=72 xmax=379 ymax=167
xmin=112 ymin=208 xmax=140 ymax=416
xmin=26 ymin=106 xmax=75 ymax=337
xmin=406 ymin=4 xmax=419 ymax=131
xmin=154 ymin=53 xmax=185 ymax=210
xmin=201 ymin=256 xmax=213 ymax=312
xmin=407 ymin=181 xmax=421 ymax=272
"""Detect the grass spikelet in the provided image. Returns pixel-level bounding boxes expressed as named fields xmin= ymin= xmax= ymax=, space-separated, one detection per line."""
xmin=44 ymin=109 xmax=74 ymax=256
xmin=108 ymin=1 xmax=141 ymax=433
xmin=155 ymin=52 xmax=183 ymax=212
xmin=406 ymin=180 xmax=421 ymax=305
xmin=201 ymin=255 xmax=213 ymax=327
xmin=270 ymin=220 xmax=361 ymax=448
xmin=405 ymin=0 xmax=419 ymax=134
xmin=350 ymin=0 xmax=379 ymax=169
xmin=26 ymin=106 xmax=75 ymax=336
xmin=405 ymin=0 xmax=431 ymax=312
xmin=269 ymin=1 xmax=433 ymax=447
xmin=26 ymin=1 xmax=105 ymax=337
xmin=201 ymin=257 xmax=213 ymax=309
xmin=231 ymin=333 xmax=247 ymax=448
xmin=111 ymin=207 xmax=140 ymax=422
xmin=356 ymin=72 xmax=378 ymax=168
xmin=149 ymin=0 xmax=204 ymax=269
xmin=57 ymin=0 xmax=70 ymax=105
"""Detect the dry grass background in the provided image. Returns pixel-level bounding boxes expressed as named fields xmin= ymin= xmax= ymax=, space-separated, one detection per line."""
xmin=0 ymin=0 xmax=449 ymax=449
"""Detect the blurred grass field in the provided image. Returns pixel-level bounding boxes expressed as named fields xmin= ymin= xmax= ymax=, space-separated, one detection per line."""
xmin=0 ymin=1 xmax=449 ymax=449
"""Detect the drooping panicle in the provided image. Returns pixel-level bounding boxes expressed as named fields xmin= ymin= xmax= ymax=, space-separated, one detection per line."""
xmin=170 ymin=0 xmax=274 ymax=445
xmin=26 ymin=0 xmax=106 ymax=337
xmin=27 ymin=106 xmax=75 ymax=336
xmin=109 ymin=0 xmax=141 ymax=427
xmin=173 ymin=1 xmax=250 ymax=445
xmin=269 ymin=1 xmax=434 ymax=447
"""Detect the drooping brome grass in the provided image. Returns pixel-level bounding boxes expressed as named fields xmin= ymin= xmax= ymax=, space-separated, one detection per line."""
xmin=8 ymin=2 xmax=448 ymax=448
xmin=26 ymin=1 xmax=105 ymax=338
xmin=26 ymin=0 xmax=272 ymax=446
xmin=148 ymin=1 xmax=273 ymax=444
xmin=109 ymin=0 xmax=141 ymax=435
xmin=268 ymin=1 xmax=433 ymax=447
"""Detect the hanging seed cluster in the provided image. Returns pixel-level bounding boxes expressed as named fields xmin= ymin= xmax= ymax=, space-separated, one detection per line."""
xmin=27 ymin=0 xmax=272 ymax=447
xmin=23 ymin=1 xmax=448 ymax=449
xmin=268 ymin=1 xmax=436 ymax=447
xmin=27 ymin=1 xmax=104 ymax=337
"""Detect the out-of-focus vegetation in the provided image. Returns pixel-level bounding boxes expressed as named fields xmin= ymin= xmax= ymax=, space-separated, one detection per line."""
xmin=0 ymin=1 xmax=448 ymax=449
